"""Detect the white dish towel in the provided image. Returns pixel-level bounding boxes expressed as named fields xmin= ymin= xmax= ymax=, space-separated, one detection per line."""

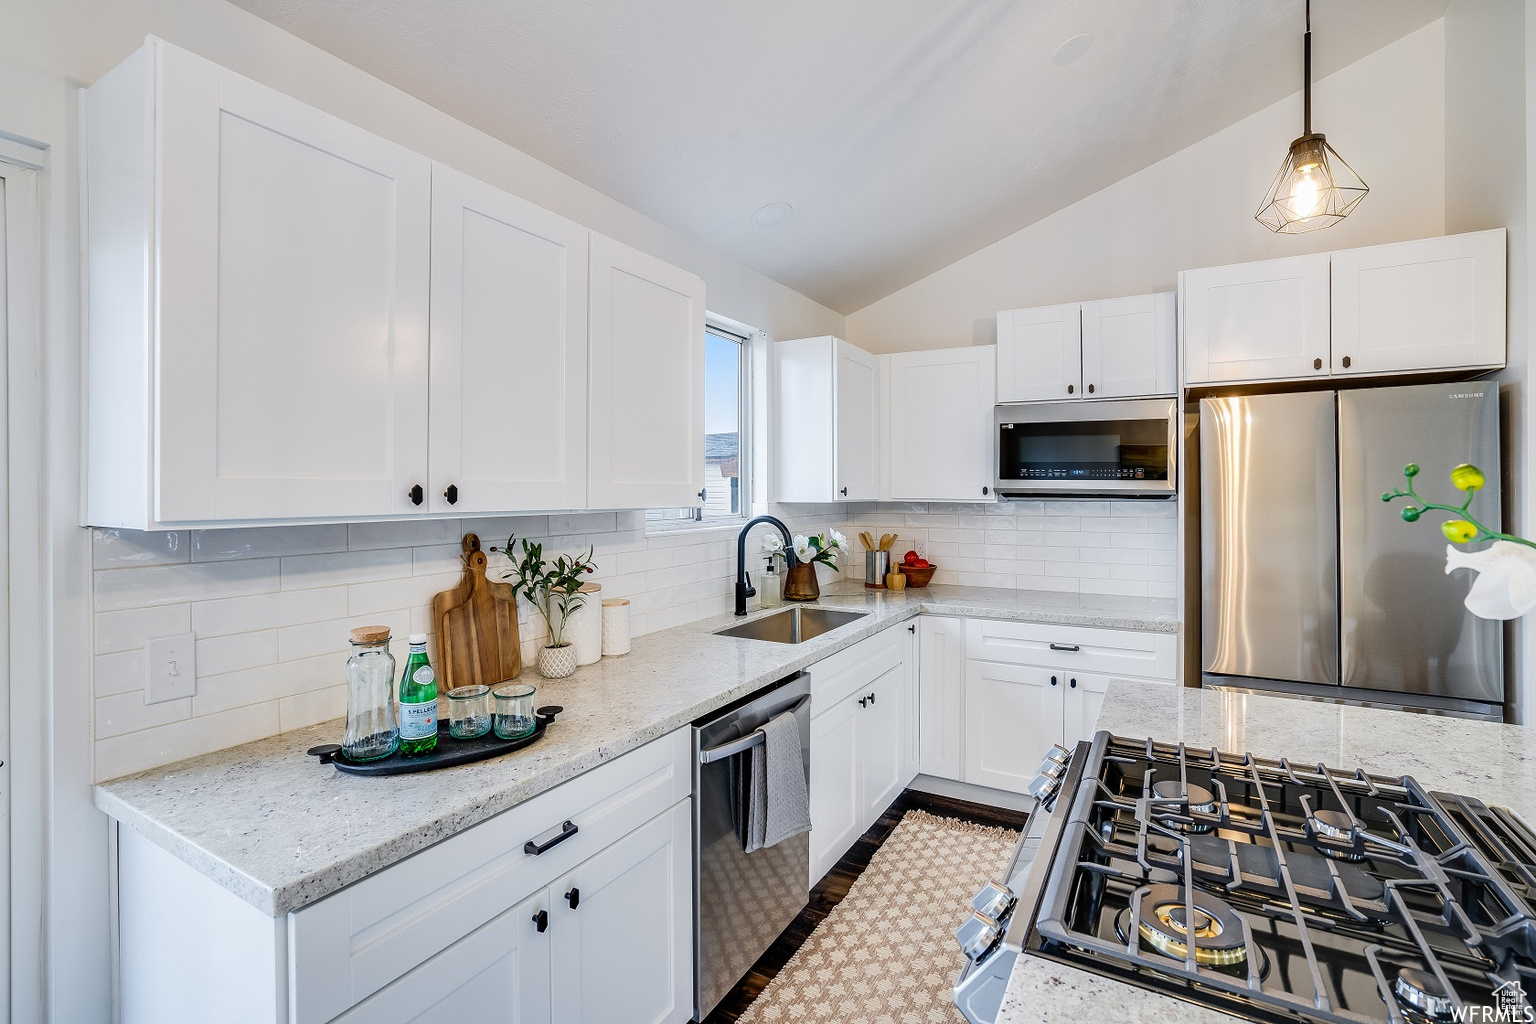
xmin=744 ymin=710 xmax=812 ymax=853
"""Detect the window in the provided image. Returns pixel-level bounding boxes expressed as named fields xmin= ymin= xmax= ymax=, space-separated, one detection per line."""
xmin=647 ymin=320 xmax=752 ymax=526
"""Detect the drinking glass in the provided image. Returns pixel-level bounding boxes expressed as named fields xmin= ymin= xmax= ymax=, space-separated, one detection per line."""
xmin=493 ymin=683 xmax=538 ymax=740
xmin=447 ymin=684 xmax=492 ymax=739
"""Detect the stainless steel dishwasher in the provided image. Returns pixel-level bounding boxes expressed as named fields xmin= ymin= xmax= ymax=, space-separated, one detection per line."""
xmin=693 ymin=672 xmax=811 ymax=1021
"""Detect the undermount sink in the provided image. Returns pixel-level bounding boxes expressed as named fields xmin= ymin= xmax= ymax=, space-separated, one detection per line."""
xmin=715 ymin=607 xmax=867 ymax=645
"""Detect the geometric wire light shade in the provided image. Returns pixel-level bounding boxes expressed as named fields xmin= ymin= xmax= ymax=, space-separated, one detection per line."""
xmin=1255 ymin=0 xmax=1368 ymax=233
xmin=1255 ymin=133 xmax=1369 ymax=233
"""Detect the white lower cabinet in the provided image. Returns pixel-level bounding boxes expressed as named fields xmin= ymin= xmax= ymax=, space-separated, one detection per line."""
xmin=918 ymin=616 xmax=1175 ymax=797
xmin=807 ymin=623 xmax=918 ymax=885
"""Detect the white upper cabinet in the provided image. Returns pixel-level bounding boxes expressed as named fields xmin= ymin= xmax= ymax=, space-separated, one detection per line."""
xmin=775 ymin=337 xmax=879 ymax=502
xmin=1331 ymin=229 xmax=1506 ymax=377
xmin=1181 ymin=253 xmax=1332 ymax=386
xmin=888 ymin=347 xmax=996 ymax=501
xmin=86 ymin=39 xmax=432 ymax=527
xmin=996 ymin=304 xmax=1082 ymax=402
xmin=1080 ymin=293 xmax=1177 ymax=399
xmin=429 ymin=166 xmax=589 ymax=514
xmin=587 ymin=235 xmax=707 ymax=511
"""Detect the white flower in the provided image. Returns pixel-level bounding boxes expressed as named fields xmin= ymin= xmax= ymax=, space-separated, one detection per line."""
xmin=828 ymin=529 xmax=847 ymax=552
xmin=761 ymin=534 xmax=784 ymax=555
xmin=1445 ymin=541 xmax=1536 ymax=620
xmin=792 ymin=535 xmax=816 ymax=562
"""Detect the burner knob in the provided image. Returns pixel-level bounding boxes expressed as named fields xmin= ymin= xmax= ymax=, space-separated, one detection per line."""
xmin=954 ymin=910 xmax=1002 ymax=961
xmin=971 ymin=880 xmax=1016 ymax=920
xmin=1027 ymin=771 xmax=1060 ymax=803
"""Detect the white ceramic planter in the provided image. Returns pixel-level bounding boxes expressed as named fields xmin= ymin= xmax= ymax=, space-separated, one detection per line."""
xmin=537 ymin=643 xmax=578 ymax=679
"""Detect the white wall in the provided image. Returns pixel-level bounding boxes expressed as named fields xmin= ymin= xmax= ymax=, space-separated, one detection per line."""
xmin=1444 ymin=0 xmax=1529 ymax=723
xmin=844 ymin=21 xmax=1447 ymax=353
xmin=0 ymin=2 xmax=844 ymax=1020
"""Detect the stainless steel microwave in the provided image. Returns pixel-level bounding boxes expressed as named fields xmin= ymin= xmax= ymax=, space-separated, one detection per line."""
xmin=994 ymin=398 xmax=1177 ymax=498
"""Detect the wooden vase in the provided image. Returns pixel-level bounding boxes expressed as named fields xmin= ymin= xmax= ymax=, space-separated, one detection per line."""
xmin=782 ymin=561 xmax=820 ymax=602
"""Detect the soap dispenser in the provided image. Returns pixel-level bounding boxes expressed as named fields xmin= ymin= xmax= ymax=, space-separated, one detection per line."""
xmin=760 ymin=558 xmax=782 ymax=609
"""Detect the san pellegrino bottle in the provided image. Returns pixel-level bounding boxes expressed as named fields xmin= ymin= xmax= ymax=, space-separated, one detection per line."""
xmin=398 ymin=633 xmax=438 ymax=756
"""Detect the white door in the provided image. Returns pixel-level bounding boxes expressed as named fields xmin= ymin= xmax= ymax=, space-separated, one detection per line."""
xmin=888 ymin=347 xmax=996 ymax=501
xmin=332 ymin=891 xmax=552 ymax=1023
xmin=808 ymin=694 xmax=861 ymax=886
xmin=1061 ymin=672 xmax=1111 ymax=750
xmin=1081 ymin=293 xmax=1176 ymax=399
xmin=429 ymin=166 xmax=589 ymax=513
xmin=1331 ymin=230 xmax=1506 ymax=377
xmin=996 ymin=303 xmax=1081 ymax=403
xmin=917 ymin=616 xmax=964 ymax=781
xmin=1181 ymin=253 xmax=1331 ymax=385
xmin=962 ymin=660 xmax=1064 ymax=794
xmin=154 ymin=44 xmax=431 ymax=521
xmin=588 ymin=234 xmax=706 ymax=510
xmin=550 ymin=803 xmax=692 ymax=1024
xmin=857 ymin=660 xmax=907 ymax=829
xmin=834 ymin=340 xmax=880 ymax=500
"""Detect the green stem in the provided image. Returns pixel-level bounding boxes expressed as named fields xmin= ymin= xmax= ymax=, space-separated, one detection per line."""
xmin=1386 ymin=474 xmax=1536 ymax=549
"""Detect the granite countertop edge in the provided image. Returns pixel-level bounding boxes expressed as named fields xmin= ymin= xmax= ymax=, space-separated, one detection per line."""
xmin=93 ymin=582 xmax=1178 ymax=917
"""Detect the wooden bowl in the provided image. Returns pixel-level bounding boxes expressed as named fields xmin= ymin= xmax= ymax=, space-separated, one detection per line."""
xmin=898 ymin=563 xmax=937 ymax=588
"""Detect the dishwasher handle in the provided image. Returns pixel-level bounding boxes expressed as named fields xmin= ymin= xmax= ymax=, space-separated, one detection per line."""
xmin=698 ymin=694 xmax=811 ymax=764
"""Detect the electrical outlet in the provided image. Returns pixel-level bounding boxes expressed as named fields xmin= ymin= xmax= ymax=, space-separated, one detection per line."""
xmin=145 ymin=633 xmax=197 ymax=704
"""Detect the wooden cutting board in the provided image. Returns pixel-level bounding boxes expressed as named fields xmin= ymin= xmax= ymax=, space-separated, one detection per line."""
xmin=431 ymin=534 xmax=522 ymax=691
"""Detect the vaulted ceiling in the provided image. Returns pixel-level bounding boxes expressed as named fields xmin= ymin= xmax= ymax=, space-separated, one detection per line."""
xmin=230 ymin=0 xmax=1449 ymax=314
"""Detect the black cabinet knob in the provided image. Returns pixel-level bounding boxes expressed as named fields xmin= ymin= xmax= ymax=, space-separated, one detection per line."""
xmin=1087 ymin=384 xmax=1095 ymax=394
xmin=444 ymin=484 xmax=458 ymax=505
xmin=532 ymin=909 xmax=548 ymax=933
xmin=697 ymin=489 xmax=707 ymax=503
xmin=840 ymin=486 xmax=848 ymax=497
xmin=1067 ymin=384 xmax=1075 ymax=394
xmin=408 ymin=484 xmax=424 ymax=506
xmin=982 ymin=486 xmax=989 ymax=496
xmin=1341 ymin=355 xmax=1352 ymax=369
xmin=858 ymin=696 xmax=868 ymax=708
xmin=1069 ymin=678 xmax=1077 ymax=689
xmin=1313 ymin=357 xmax=1323 ymax=370
xmin=868 ymin=691 xmax=876 ymax=704
xmin=1050 ymin=676 xmax=1058 ymax=686
xmin=908 ymin=624 xmax=916 ymax=634
xmin=565 ymin=887 xmax=580 ymax=909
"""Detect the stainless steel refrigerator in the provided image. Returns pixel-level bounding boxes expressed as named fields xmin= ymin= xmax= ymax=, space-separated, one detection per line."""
xmin=1200 ymin=380 xmax=1504 ymax=718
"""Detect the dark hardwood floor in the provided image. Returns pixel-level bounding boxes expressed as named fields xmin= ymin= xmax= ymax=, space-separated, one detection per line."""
xmin=700 ymin=789 xmax=1028 ymax=1024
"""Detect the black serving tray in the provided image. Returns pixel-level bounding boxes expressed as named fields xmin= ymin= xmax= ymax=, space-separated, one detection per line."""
xmin=308 ymin=706 xmax=563 ymax=776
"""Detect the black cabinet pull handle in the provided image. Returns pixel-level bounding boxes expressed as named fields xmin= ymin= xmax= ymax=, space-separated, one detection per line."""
xmin=444 ymin=484 xmax=458 ymax=505
xmin=1087 ymin=384 xmax=1095 ymax=394
xmin=1341 ymin=355 xmax=1352 ymax=369
xmin=1049 ymin=643 xmax=1081 ymax=653
xmin=1050 ymin=676 xmax=1058 ymax=686
xmin=1070 ymin=678 xmax=1077 ymax=688
xmin=408 ymin=484 xmax=424 ymax=506
xmin=532 ymin=909 xmax=548 ymax=933
xmin=565 ymin=887 xmax=580 ymax=909
xmin=1067 ymin=384 xmax=1075 ymax=394
xmin=840 ymin=486 xmax=848 ymax=497
xmin=524 ymin=820 xmax=578 ymax=856
xmin=1313 ymin=357 xmax=1323 ymax=370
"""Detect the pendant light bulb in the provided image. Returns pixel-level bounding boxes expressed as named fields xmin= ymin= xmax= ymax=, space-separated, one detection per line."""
xmin=1256 ymin=1 xmax=1368 ymax=233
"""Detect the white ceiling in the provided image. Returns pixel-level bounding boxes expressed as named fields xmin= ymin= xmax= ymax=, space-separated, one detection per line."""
xmin=229 ymin=0 xmax=1449 ymax=314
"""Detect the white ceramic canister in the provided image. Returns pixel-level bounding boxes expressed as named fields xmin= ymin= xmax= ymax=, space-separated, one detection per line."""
xmin=567 ymin=582 xmax=603 ymax=666
xmin=602 ymin=598 xmax=631 ymax=656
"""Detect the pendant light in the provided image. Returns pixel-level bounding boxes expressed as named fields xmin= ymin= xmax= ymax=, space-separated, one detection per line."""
xmin=1255 ymin=0 xmax=1368 ymax=233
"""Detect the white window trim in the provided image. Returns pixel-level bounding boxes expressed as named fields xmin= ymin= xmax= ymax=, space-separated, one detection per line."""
xmin=644 ymin=314 xmax=763 ymax=535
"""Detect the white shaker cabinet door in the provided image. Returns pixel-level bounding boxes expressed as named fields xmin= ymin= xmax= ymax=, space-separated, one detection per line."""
xmin=1181 ymin=253 xmax=1331 ymax=386
xmin=834 ymin=340 xmax=881 ymax=500
xmin=429 ymin=166 xmax=589 ymax=513
xmin=1331 ymin=229 xmax=1506 ymax=377
xmin=857 ymin=659 xmax=908 ymax=829
xmin=154 ymin=44 xmax=431 ymax=522
xmin=809 ymin=694 xmax=862 ymax=886
xmin=1061 ymin=672 xmax=1112 ymax=751
xmin=996 ymin=303 xmax=1082 ymax=403
xmin=888 ymin=346 xmax=996 ymax=501
xmin=588 ymin=234 xmax=706 ymax=510
xmin=917 ymin=616 xmax=964 ymax=781
xmin=962 ymin=660 xmax=1064 ymax=795
xmin=1081 ymin=292 xmax=1176 ymax=399
xmin=331 ymin=891 xmax=552 ymax=1024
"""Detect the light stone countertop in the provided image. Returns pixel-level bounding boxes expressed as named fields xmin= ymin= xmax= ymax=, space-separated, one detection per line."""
xmin=93 ymin=581 xmax=1176 ymax=917
xmin=996 ymin=682 xmax=1536 ymax=1024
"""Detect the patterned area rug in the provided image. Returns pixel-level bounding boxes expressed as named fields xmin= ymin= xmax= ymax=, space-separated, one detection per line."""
xmin=740 ymin=809 xmax=1020 ymax=1024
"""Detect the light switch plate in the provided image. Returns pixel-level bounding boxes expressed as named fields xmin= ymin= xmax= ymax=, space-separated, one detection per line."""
xmin=145 ymin=633 xmax=196 ymax=704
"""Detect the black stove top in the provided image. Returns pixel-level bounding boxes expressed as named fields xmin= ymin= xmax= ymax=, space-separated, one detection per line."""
xmin=1022 ymin=733 xmax=1536 ymax=1024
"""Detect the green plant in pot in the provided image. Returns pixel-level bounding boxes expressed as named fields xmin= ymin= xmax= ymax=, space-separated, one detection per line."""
xmin=494 ymin=536 xmax=597 ymax=678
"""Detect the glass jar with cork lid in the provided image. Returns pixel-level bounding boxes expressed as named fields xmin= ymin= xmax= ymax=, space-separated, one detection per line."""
xmin=343 ymin=625 xmax=399 ymax=761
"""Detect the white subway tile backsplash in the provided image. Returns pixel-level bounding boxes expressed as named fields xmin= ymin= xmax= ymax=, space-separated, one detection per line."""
xmin=91 ymin=497 xmax=1179 ymax=781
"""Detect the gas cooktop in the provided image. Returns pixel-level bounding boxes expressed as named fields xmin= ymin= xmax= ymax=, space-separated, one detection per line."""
xmin=1018 ymin=733 xmax=1536 ymax=1024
